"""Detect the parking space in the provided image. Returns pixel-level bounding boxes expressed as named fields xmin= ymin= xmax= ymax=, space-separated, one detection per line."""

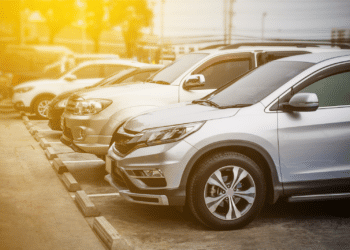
xmin=20 ymin=113 xmax=350 ymax=250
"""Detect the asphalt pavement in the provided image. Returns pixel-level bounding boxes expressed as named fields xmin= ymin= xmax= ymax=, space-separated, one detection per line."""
xmin=0 ymin=101 xmax=106 ymax=250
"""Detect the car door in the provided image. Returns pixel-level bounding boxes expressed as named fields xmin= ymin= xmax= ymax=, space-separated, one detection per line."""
xmin=179 ymin=53 xmax=255 ymax=102
xmin=277 ymin=63 xmax=350 ymax=190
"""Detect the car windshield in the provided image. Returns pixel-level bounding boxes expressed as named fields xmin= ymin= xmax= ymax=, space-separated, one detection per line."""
xmin=202 ymin=61 xmax=314 ymax=108
xmin=147 ymin=53 xmax=208 ymax=84
xmin=98 ymin=68 xmax=136 ymax=87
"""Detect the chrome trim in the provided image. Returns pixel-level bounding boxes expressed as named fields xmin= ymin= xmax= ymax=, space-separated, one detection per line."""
xmin=104 ymin=174 xmax=169 ymax=205
xmin=288 ymin=193 xmax=350 ymax=202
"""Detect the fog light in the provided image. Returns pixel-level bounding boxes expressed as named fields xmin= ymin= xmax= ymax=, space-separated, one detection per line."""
xmin=126 ymin=168 xmax=164 ymax=178
xmin=77 ymin=127 xmax=87 ymax=140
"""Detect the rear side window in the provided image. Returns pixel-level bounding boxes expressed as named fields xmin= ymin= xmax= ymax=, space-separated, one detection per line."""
xmin=257 ymin=51 xmax=311 ymax=66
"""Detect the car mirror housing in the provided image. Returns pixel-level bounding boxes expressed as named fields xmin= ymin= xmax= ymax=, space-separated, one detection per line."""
xmin=64 ymin=74 xmax=77 ymax=82
xmin=183 ymin=74 xmax=205 ymax=90
xmin=280 ymin=92 xmax=319 ymax=112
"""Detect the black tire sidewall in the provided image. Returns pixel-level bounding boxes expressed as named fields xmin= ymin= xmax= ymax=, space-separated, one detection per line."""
xmin=188 ymin=152 xmax=266 ymax=230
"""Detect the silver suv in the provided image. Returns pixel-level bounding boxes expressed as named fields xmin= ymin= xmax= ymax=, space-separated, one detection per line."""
xmin=105 ymin=51 xmax=350 ymax=230
xmin=61 ymin=42 xmax=346 ymax=155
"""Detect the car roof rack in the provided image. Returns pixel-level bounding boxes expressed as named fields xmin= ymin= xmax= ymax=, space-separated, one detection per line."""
xmin=220 ymin=42 xmax=350 ymax=50
xmin=198 ymin=44 xmax=229 ymax=50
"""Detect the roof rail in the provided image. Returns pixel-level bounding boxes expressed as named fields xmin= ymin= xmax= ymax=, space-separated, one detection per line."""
xmin=198 ymin=44 xmax=229 ymax=50
xmin=220 ymin=42 xmax=350 ymax=50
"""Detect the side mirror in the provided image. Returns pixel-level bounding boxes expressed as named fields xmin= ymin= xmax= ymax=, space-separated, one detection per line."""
xmin=64 ymin=74 xmax=77 ymax=82
xmin=280 ymin=93 xmax=319 ymax=112
xmin=183 ymin=74 xmax=205 ymax=90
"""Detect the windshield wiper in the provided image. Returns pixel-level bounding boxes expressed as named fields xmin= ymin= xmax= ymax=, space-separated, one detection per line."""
xmin=221 ymin=104 xmax=252 ymax=109
xmin=192 ymin=99 xmax=220 ymax=108
xmin=145 ymin=79 xmax=170 ymax=85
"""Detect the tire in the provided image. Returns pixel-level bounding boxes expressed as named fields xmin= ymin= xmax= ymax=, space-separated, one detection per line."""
xmin=187 ymin=151 xmax=266 ymax=230
xmin=34 ymin=96 xmax=53 ymax=119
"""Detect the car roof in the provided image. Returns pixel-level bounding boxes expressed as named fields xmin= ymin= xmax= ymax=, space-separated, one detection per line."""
xmin=77 ymin=59 xmax=157 ymax=68
xmin=278 ymin=50 xmax=350 ymax=63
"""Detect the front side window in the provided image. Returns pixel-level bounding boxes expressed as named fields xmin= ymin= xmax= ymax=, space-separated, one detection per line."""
xmin=299 ymin=71 xmax=350 ymax=107
xmin=195 ymin=59 xmax=251 ymax=89
xmin=104 ymin=65 xmax=132 ymax=77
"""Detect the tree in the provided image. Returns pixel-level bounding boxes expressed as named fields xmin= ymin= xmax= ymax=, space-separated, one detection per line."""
xmin=85 ymin=0 xmax=153 ymax=55
xmin=28 ymin=0 xmax=77 ymax=44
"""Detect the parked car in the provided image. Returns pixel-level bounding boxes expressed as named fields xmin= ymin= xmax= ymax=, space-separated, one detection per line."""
xmin=61 ymin=42 xmax=347 ymax=156
xmin=48 ymin=64 xmax=163 ymax=130
xmin=105 ymin=50 xmax=350 ymax=230
xmin=12 ymin=59 xmax=152 ymax=118
xmin=42 ymin=53 xmax=120 ymax=79
xmin=0 ymin=45 xmax=74 ymax=86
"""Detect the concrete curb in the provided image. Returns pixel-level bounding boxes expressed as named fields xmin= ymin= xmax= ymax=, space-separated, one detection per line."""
xmin=40 ymin=138 xmax=53 ymax=149
xmin=45 ymin=147 xmax=58 ymax=160
xmin=22 ymin=116 xmax=29 ymax=124
xmin=26 ymin=122 xmax=34 ymax=130
xmin=93 ymin=216 xmax=134 ymax=250
xmin=75 ymin=190 xmax=100 ymax=217
xmin=29 ymin=127 xmax=38 ymax=135
xmin=60 ymin=172 xmax=81 ymax=192
xmin=52 ymin=158 xmax=68 ymax=174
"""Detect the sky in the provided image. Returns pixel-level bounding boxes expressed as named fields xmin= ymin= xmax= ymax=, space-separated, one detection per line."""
xmin=151 ymin=0 xmax=350 ymax=44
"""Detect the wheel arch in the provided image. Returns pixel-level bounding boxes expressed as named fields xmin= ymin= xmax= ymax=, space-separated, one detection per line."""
xmin=30 ymin=92 xmax=56 ymax=112
xmin=182 ymin=140 xmax=283 ymax=204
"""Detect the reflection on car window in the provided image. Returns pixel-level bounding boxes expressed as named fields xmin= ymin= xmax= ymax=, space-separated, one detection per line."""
xmin=206 ymin=61 xmax=314 ymax=107
xmin=104 ymin=65 xmax=132 ymax=77
xmin=299 ymin=71 xmax=350 ymax=107
xmin=195 ymin=60 xmax=250 ymax=89
xmin=150 ymin=53 xmax=208 ymax=84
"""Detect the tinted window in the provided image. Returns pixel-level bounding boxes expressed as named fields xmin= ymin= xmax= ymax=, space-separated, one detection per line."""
xmin=73 ymin=65 xmax=102 ymax=79
xmin=206 ymin=61 xmax=314 ymax=107
xmin=195 ymin=59 xmax=250 ymax=89
xmin=257 ymin=51 xmax=310 ymax=66
xmin=150 ymin=53 xmax=208 ymax=84
xmin=299 ymin=71 xmax=350 ymax=107
xmin=104 ymin=65 xmax=132 ymax=77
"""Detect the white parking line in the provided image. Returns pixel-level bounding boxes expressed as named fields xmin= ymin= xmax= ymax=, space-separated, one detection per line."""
xmin=87 ymin=193 xmax=120 ymax=197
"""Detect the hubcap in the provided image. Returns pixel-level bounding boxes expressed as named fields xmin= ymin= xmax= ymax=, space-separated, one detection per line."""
xmin=38 ymin=100 xmax=50 ymax=118
xmin=204 ymin=166 xmax=256 ymax=221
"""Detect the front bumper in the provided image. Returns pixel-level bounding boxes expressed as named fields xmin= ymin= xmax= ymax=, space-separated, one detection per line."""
xmin=105 ymin=139 xmax=198 ymax=206
xmin=63 ymin=114 xmax=112 ymax=155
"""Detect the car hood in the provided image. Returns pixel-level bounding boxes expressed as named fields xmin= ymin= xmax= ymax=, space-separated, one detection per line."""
xmin=74 ymin=82 xmax=166 ymax=99
xmin=13 ymin=79 xmax=64 ymax=89
xmin=124 ymin=102 xmax=240 ymax=133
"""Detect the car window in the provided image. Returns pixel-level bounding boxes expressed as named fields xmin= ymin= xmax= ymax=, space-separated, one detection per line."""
xmin=120 ymin=71 xmax=158 ymax=84
xmin=299 ymin=71 xmax=350 ymax=107
xmin=206 ymin=61 xmax=314 ymax=108
xmin=73 ymin=65 xmax=102 ymax=79
xmin=104 ymin=65 xmax=132 ymax=77
xmin=257 ymin=51 xmax=311 ymax=66
xmin=195 ymin=59 xmax=251 ymax=89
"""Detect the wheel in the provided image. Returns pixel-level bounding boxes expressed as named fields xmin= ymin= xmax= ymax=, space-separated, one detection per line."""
xmin=34 ymin=96 xmax=53 ymax=119
xmin=187 ymin=151 xmax=266 ymax=230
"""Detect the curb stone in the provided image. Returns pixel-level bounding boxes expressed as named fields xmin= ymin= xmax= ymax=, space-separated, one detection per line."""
xmin=75 ymin=190 xmax=100 ymax=217
xmin=93 ymin=216 xmax=134 ymax=250
xmin=52 ymin=158 xmax=68 ymax=174
xmin=60 ymin=172 xmax=81 ymax=192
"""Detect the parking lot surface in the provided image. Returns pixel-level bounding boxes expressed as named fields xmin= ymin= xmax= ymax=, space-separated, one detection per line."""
xmin=1 ymin=102 xmax=350 ymax=250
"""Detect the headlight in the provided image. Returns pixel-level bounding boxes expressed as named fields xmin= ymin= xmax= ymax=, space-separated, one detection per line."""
xmin=72 ymin=99 xmax=112 ymax=115
xmin=13 ymin=86 xmax=34 ymax=93
xmin=123 ymin=121 xmax=205 ymax=149
xmin=55 ymin=98 xmax=68 ymax=108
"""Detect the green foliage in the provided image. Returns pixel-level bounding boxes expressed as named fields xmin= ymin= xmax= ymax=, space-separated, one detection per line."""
xmin=27 ymin=0 xmax=77 ymax=43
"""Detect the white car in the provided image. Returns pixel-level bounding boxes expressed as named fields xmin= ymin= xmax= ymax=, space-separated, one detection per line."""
xmin=12 ymin=59 xmax=153 ymax=118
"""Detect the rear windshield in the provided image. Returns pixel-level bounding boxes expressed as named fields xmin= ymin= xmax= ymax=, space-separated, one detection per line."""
xmin=205 ymin=61 xmax=314 ymax=108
